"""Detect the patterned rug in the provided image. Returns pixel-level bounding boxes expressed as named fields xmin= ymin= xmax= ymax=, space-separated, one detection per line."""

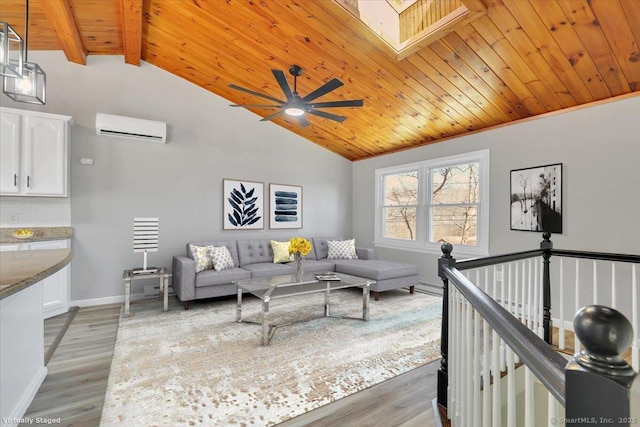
xmin=100 ymin=289 xmax=442 ymax=426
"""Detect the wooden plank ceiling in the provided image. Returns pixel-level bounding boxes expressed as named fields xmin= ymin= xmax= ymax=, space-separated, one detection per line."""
xmin=1 ymin=0 xmax=638 ymax=161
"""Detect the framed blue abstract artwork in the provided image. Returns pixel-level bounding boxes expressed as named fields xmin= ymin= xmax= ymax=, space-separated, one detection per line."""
xmin=223 ymin=179 xmax=264 ymax=230
xmin=269 ymin=183 xmax=303 ymax=229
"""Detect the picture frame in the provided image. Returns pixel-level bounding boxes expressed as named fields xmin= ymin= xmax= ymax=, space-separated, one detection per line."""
xmin=223 ymin=179 xmax=264 ymax=230
xmin=510 ymin=163 xmax=562 ymax=233
xmin=269 ymin=183 xmax=303 ymax=229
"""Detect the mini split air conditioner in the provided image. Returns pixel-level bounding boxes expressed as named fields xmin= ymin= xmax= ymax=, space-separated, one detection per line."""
xmin=95 ymin=113 xmax=167 ymax=143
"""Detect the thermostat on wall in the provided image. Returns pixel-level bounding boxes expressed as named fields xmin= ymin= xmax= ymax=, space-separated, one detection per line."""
xmin=80 ymin=158 xmax=94 ymax=165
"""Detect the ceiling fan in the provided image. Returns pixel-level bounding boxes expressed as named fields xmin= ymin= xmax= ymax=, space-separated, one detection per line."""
xmin=228 ymin=65 xmax=364 ymax=126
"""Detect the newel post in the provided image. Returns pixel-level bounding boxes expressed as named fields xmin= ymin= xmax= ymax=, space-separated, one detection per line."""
xmin=437 ymin=242 xmax=455 ymax=409
xmin=541 ymin=231 xmax=553 ymax=344
xmin=566 ymin=305 xmax=637 ymax=426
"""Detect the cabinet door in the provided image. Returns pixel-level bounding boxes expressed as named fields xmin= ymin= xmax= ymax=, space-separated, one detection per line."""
xmin=27 ymin=240 xmax=71 ymax=319
xmin=0 ymin=112 xmax=22 ymax=194
xmin=23 ymin=116 xmax=68 ymax=197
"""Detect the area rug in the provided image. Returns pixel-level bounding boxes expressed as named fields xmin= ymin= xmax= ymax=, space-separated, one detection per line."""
xmin=100 ymin=289 xmax=441 ymax=426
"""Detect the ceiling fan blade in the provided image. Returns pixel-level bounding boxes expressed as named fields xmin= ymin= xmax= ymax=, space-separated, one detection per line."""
xmin=260 ymin=110 xmax=287 ymax=122
xmin=230 ymin=104 xmax=284 ymax=108
xmin=297 ymin=115 xmax=310 ymax=127
xmin=272 ymin=69 xmax=294 ymax=101
xmin=228 ymin=83 xmax=285 ymax=105
xmin=300 ymin=78 xmax=344 ymax=103
xmin=307 ymin=109 xmax=346 ymax=123
xmin=308 ymin=100 xmax=364 ymax=109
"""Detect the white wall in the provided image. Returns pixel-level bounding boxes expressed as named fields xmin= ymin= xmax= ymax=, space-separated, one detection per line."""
xmin=0 ymin=52 xmax=353 ymax=302
xmin=352 ymin=95 xmax=640 ymax=285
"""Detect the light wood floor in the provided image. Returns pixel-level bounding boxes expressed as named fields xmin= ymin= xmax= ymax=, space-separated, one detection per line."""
xmin=20 ymin=297 xmax=440 ymax=427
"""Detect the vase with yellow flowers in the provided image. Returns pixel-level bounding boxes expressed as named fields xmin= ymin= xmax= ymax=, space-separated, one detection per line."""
xmin=289 ymin=237 xmax=313 ymax=280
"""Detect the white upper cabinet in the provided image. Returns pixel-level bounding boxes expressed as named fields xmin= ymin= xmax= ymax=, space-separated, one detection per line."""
xmin=0 ymin=107 xmax=73 ymax=197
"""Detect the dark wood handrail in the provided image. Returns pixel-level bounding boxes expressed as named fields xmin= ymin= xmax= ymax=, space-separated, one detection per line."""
xmin=550 ymin=249 xmax=640 ymax=264
xmin=455 ymin=249 xmax=544 ymax=270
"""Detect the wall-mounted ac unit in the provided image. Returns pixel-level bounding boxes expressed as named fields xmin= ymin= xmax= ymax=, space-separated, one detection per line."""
xmin=95 ymin=113 xmax=167 ymax=143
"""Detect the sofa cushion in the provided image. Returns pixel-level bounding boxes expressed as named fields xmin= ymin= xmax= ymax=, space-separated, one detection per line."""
xmin=300 ymin=259 xmax=336 ymax=273
xmin=312 ymin=236 xmax=343 ymax=260
xmin=189 ymin=244 xmax=214 ymax=273
xmin=195 ymin=267 xmax=251 ymax=288
xmin=327 ymin=239 xmax=358 ymax=260
xmin=237 ymin=239 xmax=274 ymax=266
xmin=241 ymin=262 xmax=296 ymax=278
xmin=334 ymin=259 xmax=419 ymax=281
xmin=210 ymin=246 xmax=235 ymax=271
xmin=271 ymin=240 xmax=294 ymax=263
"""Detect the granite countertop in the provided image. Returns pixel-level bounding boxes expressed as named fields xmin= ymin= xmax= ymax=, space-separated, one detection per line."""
xmin=0 ymin=227 xmax=73 ymax=244
xmin=0 ymin=248 xmax=73 ymax=300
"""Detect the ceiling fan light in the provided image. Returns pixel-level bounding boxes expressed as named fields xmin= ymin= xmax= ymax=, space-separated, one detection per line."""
xmin=285 ymin=106 xmax=305 ymax=117
xmin=3 ymin=61 xmax=46 ymax=104
xmin=0 ymin=21 xmax=24 ymax=78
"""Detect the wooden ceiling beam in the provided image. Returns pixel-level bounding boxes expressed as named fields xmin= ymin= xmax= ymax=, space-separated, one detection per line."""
xmin=120 ymin=0 xmax=142 ymax=66
xmin=40 ymin=0 xmax=86 ymax=65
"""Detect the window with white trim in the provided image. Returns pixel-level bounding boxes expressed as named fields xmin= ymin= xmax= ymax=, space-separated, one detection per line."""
xmin=375 ymin=150 xmax=489 ymax=256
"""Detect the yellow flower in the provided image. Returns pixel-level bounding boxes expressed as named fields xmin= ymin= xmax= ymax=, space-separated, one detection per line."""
xmin=289 ymin=237 xmax=312 ymax=256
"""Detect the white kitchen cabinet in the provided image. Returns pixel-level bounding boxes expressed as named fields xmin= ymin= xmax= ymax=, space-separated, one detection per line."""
xmin=0 ymin=107 xmax=73 ymax=197
xmin=0 ymin=239 xmax=71 ymax=319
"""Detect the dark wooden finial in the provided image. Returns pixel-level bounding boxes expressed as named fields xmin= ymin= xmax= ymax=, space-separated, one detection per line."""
xmin=441 ymin=242 xmax=453 ymax=257
xmin=573 ymin=305 xmax=635 ymax=381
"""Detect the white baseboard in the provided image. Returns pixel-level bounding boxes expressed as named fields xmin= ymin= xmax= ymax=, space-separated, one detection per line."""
xmin=71 ymin=287 xmax=174 ymax=308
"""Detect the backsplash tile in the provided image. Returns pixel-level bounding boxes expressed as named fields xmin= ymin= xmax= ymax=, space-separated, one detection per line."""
xmin=0 ymin=197 xmax=71 ymax=227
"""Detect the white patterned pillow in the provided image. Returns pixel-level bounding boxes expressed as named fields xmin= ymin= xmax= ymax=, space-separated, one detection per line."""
xmin=327 ymin=239 xmax=358 ymax=260
xmin=271 ymin=240 xmax=295 ymax=263
xmin=210 ymin=246 xmax=235 ymax=271
xmin=189 ymin=244 xmax=214 ymax=273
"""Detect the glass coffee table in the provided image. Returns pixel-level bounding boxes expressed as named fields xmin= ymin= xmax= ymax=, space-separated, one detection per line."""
xmin=235 ymin=272 xmax=373 ymax=345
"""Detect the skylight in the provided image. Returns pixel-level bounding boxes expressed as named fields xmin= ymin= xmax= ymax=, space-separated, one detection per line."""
xmin=335 ymin=0 xmax=486 ymax=60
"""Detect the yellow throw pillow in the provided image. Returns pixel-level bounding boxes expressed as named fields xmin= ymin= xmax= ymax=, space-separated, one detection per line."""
xmin=271 ymin=240 xmax=295 ymax=263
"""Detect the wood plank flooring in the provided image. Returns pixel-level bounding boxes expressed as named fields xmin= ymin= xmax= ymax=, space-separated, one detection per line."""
xmin=19 ymin=297 xmax=441 ymax=427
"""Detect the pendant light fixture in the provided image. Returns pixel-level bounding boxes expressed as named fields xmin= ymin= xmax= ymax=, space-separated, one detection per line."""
xmin=3 ymin=0 xmax=46 ymax=105
xmin=0 ymin=21 xmax=24 ymax=78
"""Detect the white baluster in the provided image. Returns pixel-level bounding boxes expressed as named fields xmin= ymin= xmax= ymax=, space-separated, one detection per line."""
xmin=538 ymin=258 xmax=544 ymax=338
xmin=527 ymin=258 xmax=533 ymax=330
xmin=492 ymin=326 xmax=501 ymax=427
xmin=632 ymin=264 xmax=638 ymax=371
xmin=465 ymin=298 xmax=473 ymax=427
xmin=473 ymin=304 xmax=481 ymax=426
xmin=457 ymin=291 xmax=464 ymax=426
xmin=451 ymin=286 xmax=459 ymax=423
xmin=548 ymin=392 xmax=559 ymax=427
xmin=506 ymin=346 xmax=516 ymax=427
xmin=448 ymin=284 xmax=455 ymax=413
xmin=524 ymin=367 xmax=534 ymax=427
xmin=508 ymin=263 xmax=513 ymax=315
xmin=574 ymin=259 xmax=581 ymax=352
xmin=611 ymin=262 xmax=616 ymax=309
xmin=593 ymin=260 xmax=598 ymax=305
xmin=559 ymin=258 xmax=565 ymax=350
xmin=482 ymin=319 xmax=491 ymax=427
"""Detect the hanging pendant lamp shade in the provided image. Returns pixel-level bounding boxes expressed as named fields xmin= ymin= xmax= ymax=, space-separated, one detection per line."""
xmin=2 ymin=0 xmax=46 ymax=105
xmin=3 ymin=60 xmax=45 ymax=104
xmin=0 ymin=21 xmax=24 ymax=78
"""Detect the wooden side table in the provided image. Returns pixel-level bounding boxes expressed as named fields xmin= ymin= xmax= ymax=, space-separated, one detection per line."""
xmin=122 ymin=267 xmax=172 ymax=316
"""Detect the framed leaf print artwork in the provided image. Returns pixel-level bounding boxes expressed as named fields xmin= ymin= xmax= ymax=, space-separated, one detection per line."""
xmin=269 ymin=183 xmax=303 ymax=229
xmin=223 ymin=179 xmax=264 ymax=230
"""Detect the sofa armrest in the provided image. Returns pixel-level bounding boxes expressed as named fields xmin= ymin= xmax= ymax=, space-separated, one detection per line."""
xmin=172 ymin=255 xmax=196 ymax=302
xmin=356 ymin=247 xmax=375 ymax=260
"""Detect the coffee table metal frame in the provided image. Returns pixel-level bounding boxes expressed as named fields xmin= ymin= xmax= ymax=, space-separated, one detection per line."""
xmin=235 ymin=272 xmax=373 ymax=345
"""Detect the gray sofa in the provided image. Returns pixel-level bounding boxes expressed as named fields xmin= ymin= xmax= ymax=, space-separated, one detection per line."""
xmin=172 ymin=237 xmax=419 ymax=309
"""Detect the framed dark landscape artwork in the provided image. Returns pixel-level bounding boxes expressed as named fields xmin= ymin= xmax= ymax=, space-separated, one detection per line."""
xmin=223 ymin=179 xmax=264 ymax=230
xmin=269 ymin=184 xmax=302 ymax=229
xmin=510 ymin=163 xmax=562 ymax=233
